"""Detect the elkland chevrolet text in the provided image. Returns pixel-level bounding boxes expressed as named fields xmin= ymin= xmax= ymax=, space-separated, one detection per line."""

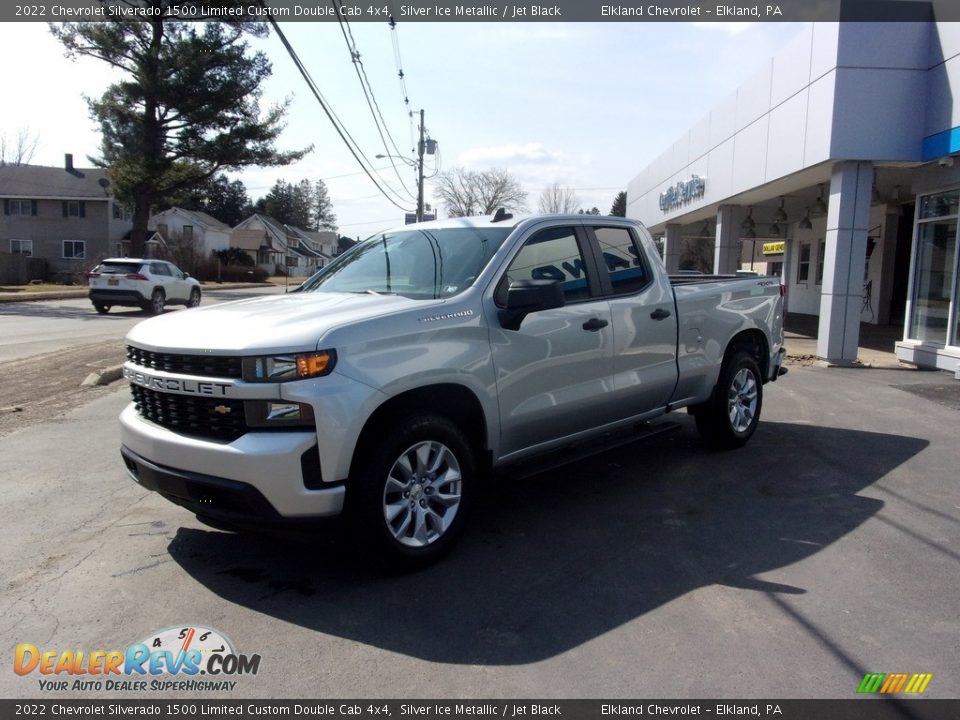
xmin=120 ymin=214 xmax=785 ymax=566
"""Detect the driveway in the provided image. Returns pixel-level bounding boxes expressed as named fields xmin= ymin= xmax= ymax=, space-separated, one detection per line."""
xmin=0 ymin=365 xmax=957 ymax=698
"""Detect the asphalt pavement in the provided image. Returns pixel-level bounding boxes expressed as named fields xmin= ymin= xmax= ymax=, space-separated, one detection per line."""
xmin=0 ymin=364 xmax=957 ymax=699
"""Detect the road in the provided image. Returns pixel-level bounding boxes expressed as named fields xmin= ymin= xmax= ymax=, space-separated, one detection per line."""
xmin=1 ymin=365 xmax=957 ymax=699
xmin=0 ymin=285 xmax=286 ymax=363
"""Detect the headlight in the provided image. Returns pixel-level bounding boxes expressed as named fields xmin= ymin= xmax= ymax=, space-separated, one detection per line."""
xmin=243 ymin=350 xmax=336 ymax=382
xmin=245 ymin=401 xmax=316 ymax=428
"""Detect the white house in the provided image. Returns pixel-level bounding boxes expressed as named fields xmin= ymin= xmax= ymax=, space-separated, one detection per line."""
xmin=147 ymin=207 xmax=231 ymax=255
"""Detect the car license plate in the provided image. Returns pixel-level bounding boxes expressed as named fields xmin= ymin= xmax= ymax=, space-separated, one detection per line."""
xmin=108 ymin=277 xmax=119 ymax=286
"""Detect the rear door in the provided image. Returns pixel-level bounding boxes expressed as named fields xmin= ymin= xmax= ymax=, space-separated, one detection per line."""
xmin=584 ymin=223 xmax=679 ymax=417
xmin=488 ymin=223 xmax=617 ymax=458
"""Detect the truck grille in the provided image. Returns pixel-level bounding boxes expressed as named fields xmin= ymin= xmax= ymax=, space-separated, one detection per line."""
xmin=131 ymin=385 xmax=246 ymax=441
xmin=127 ymin=346 xmax=242 ymax=380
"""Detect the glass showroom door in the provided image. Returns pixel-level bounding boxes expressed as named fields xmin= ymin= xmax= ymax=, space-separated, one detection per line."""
xmin=910 ymin=190 xmax=959 ymax=346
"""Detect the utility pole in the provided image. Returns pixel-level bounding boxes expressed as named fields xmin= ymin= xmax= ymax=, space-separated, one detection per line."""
xmin=416 ymin=108 xmax=425 ymax=223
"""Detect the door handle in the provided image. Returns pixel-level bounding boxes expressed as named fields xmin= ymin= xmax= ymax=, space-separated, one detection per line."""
xmin=650 ymin=308 xmax=672 ymax=320
xmin=582 ymin=318 xmax=609 ymax=332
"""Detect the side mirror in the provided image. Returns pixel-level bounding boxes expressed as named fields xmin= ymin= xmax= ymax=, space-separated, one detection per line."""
xmin=183 ymin=272 xmax=190 ymax=279
xmin=499 ymin=279 xmax=564 ymax=331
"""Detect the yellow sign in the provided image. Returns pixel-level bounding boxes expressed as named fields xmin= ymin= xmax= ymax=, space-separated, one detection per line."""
xmin=762 ymin=241 xmax=785 ymax=255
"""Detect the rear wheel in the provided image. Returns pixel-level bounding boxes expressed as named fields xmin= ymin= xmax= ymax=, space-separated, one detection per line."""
xmin=145 ymin=289 xmax=165 ymax=315
xmin=692 ymin=351 xmax=763 ymax=450
xmin=186 ymin=288 xmax=201 ymax=308
xmin=348 ymin=414 xmax=476 ymax=569
xmin=93 ymin=304 xmax=110 ymax=315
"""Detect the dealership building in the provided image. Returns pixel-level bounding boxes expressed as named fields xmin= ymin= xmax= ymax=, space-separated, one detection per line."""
xmin=627 ymin=21 xmax=960 ymax=374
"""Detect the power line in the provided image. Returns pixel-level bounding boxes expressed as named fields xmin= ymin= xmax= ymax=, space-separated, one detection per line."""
xmin=386 ymin=0 xmax=414 ymax=152
xmin=262 ymin=9 xmax=412 ymax=212
xmin=331 ymin=0 xmax=417 ymax=201
xmin=244 ymin=165 xmax=399 ymax=192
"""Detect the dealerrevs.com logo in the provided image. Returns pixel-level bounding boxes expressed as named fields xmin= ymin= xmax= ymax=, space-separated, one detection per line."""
xmin=14 ymin=625 xmax=261 ymax=693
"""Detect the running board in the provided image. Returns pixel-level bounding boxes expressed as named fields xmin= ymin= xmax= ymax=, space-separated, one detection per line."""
xmin=499 ymin=421 xmax=682 ymax=481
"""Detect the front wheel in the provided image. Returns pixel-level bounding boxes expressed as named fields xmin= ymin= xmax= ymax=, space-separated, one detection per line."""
xmin=186 ymin=288 xmax=201 ymax=308
xmin=692 ymin=351 xmax=763 ymax=450
xmin=348 ymin=414 xmax=476 ymax=569
xmin=93 ymin=304 xmax=110 ymax=315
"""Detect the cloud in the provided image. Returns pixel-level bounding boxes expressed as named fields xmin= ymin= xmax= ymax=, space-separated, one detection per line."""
xmin=458 ymin=143 xmax=562 ymax=166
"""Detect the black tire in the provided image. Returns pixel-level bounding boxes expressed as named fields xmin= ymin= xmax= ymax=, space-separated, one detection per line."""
xmin=347 ymin=414 xmax=477 ymax=570
xmin=93 ymin=304 xmax=110 ymax=315
xmin=186 ymin=288 xmax=201 ymax=308
xmin=692 ymin=351 xmax=763 ymax=450
xmin=145 ymin=289 xmax=165 ymax=315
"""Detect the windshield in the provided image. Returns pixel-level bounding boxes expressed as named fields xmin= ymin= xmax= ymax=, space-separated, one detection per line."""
xmin=301 ymin=227 xmax=512 ymax=299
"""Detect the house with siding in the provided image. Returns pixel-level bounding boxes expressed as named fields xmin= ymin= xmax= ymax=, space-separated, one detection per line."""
xmin=0 ymin=154 xmax=132 ymax=277
xmin=148 ymin=207 xmax=232 ymax=255
xmin=230 ymin=213 xmax=336 ymax=277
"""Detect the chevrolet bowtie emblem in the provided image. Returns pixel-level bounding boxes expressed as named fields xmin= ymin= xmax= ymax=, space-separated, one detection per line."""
xmin=213 ymin=405 xmax=231 ymax=415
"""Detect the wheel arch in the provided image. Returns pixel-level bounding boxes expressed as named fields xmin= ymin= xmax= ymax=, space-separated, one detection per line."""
xmin=349 ymin=383 xmax=490 ymax=481
xmin=725 ymin=328 xmax=769 ymax=381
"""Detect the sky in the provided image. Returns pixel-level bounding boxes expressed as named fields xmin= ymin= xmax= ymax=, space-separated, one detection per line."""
xmin=0 ymin=19 xmax=806 ymax=237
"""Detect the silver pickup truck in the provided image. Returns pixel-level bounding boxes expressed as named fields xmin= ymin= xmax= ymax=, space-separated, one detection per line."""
xmin=120 ymin=214 xmax=785 ymax=566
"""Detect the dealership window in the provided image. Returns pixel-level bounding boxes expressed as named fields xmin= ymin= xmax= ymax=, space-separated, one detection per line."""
xmin=768 ymin=262 xmax=783 ymax=278
xmin=910 ymin=189 xmax=958 ymax=346
xmin=797 ymin=242 xmax=811 ymax=283
xmin=10 ymin=239 xmax=32 ymax=256
xmin=815 ymin=239 xmax=826 ymax=285
xmin=63 ymin=240 xmax=86 ymax=259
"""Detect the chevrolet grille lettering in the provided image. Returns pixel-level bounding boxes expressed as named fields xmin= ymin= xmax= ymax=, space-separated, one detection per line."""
xmin=124 ymin=367 xmax=230 ymax=396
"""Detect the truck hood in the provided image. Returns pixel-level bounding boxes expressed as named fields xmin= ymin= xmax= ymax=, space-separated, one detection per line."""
xmin=125 ymin=291 xmax=441 ymax=354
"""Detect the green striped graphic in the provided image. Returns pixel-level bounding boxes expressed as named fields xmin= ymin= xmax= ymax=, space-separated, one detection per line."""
xmin=857 ymin=673 xmax=886 ymax=693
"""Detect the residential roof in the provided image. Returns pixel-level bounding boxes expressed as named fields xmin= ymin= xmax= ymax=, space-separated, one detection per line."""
xmin=153 ymin=207 xmax=232 ymax=231
xmin=0 ymin=163 xmax=113 ymax=199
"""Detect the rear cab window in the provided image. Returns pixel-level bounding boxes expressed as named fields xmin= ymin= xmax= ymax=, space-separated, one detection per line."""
xmin=591 ymin=226 xmax=651 ymax=295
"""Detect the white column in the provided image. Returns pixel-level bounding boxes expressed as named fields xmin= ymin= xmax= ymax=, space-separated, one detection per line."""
xmin=713 ymin=205 xmax=740 ymax=275
xmin=816 ymin=161 xmax=874 ymax=363
xmin=663 ymin=223 xmax=681 ymax=274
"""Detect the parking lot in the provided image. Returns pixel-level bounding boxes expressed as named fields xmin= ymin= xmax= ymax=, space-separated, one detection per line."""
xmin=1 ymin=351 xmax=957 ymax=698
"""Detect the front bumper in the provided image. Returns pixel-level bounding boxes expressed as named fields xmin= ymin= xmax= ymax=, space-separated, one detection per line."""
xmin=120 ymin=403 xmax=345 ymax=519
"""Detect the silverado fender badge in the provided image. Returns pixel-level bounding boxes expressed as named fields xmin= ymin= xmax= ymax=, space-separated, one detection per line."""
xmin=418 ymin=309 xmax=475 ymax=323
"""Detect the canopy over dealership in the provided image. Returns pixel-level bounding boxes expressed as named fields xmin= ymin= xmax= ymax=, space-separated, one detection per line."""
xmin=627 ymin=21 xmax=960 ymax=375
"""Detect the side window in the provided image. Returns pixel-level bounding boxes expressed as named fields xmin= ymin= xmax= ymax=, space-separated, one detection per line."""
xmin=150 ymin=262 xmax=170 ymax=276
xmin=593 ymin=226 xmax=650 ymax=294
xmin=499 ymin=226 xmax=591 ymax=305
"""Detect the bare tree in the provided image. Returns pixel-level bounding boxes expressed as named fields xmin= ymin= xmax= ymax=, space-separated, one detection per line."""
xmin=0 ymin=127 xmax=39 ymax=166
xmin=537 ymin=182 xmax=580 ymax=214
xmin=434 ymin=167 xmax=528 ymax=217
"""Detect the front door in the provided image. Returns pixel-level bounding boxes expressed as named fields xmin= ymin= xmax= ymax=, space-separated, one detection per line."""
xmin=488 ymin=224 xmax=616 ymax=458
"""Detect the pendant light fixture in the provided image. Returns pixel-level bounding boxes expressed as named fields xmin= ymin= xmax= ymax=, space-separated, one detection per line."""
xmin=811 ymin=184 xmax=828 ymax=216
xmin=773 ymin=196 xmax=788 ymax=223
xmin=699 ymin=218 xmax=712 ymax=237
xmin=741 ymin=206 xmax=755 ymax=230
xmin=769 ymin=222 xmax=782 ymax=238
xmin=798 ymin=206 xmax=813 ymax=230
xmin=742 ymin=226 xmax=757 ymax=239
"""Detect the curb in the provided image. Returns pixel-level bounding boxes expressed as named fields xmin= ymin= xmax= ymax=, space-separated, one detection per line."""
xmin=81 ymin=364 xmax=125 ymax=387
